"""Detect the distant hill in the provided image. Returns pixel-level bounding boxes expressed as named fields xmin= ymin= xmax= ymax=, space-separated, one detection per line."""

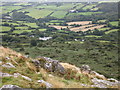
xmin=0 ymin=0 xmax=119 ymax=2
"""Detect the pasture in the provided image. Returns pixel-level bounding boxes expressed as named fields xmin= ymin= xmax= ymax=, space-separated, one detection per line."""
xmin=2 ymin=6 xmax=23 ymax=14
xmin=13 ymin=30 xmax=33 ymax=34
xmin=105 ymin=29 xmax=118 ymax=34
xmin=82 ymin=4 xmax=96 ymax=10
xmin=85 ymin=35 xmax=102 ymax=38
xmin=24 ymin=8 xmax=53 ymax=19
xmin=75 ymin=3 xmax=85 ymax=9
xmin=68 ymin=12 xmax=102 ymax=16
xmin=98 ymin=27 xmax=110 ymax=31
xmin=23 ymin=23 xmax=39 ymax=28
xmin=39 ymin=29 xmax=47 ymax=31
xmin=109 ymin=21 xmax=118 ymax=26
xmin=50 ymin=11 xmax=68 ymax=18
xmin=2 ymin=26 xmax=11 ymax=32
xmin=15 ymin=26 xmax=28 ymax=30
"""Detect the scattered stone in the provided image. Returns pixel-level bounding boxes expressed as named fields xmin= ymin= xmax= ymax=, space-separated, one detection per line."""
xmin=81 ymin=65 xmax=91 ymax=71
xmin=0 ymin=85 xmax=21 ymax=89
xmin=13 ymin=73 xmax=32 ymax=81
xmin=13 ymin=73 xmax=21 ymax=78
xmin=91 ymin=78 xmax=118 ymax=88
xmin=90 ymin=71 xmax=106 ymax=80
xmin=5 ymin=57 xmax=11 ymax=60
xmin=2 ymin=63 xmax=15 ymax=68
xmin=34 ymin=56 xmax=65 ymax=74
xmin=38 ymin=80 xmax=52 ymax=88
xmin=21 ymin=75 xmax=32 ymax=81
xmin=0 ymin=61 xmax=2 ymax=65
xmin=107 ymin=78 xmax=118 ymax=83
xmin=0 ymin=72 xmax=13 ymax=77
xmin=80 ymin=83 xmax=89 ymax=87
xmin=48 ymin=74 xmax=54 ymax=77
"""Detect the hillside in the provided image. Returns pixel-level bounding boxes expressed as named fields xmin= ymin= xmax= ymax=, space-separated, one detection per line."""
xmin=0 ymin=46 xmax=119 ymax=89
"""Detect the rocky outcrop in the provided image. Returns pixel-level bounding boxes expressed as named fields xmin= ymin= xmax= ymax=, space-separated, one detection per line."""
xmin=0 ymin=85 xmax=21 ymax=89
xmin=0 ymin=72 xmax=32 ymax=81
xmin=0 ymin=72 xmax=13 ymax=77
xmin=91 ymin=78 xmax=119 ymax=88
xmin=32 ymin=57 xmax=66 ymax=74
xmin=90 ymin=71 xmax=106 ymax=80
xmin=38 ymin=80 xmax=52 ymax=88
xmin=80 ymin=65 xmax=91 ymax=74
xmin=2 ymin=63 xmax=15 ymax=68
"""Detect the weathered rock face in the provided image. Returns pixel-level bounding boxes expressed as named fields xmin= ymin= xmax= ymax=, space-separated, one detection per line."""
xmin=81 ymin=65 xmax=91 ymax=72
xmin=2 ymin=63 xmax=15 ymax=68
xmin=32 ymin=57 xmax=66 ymax=74
xmin=0 ymin=72 xmax=13 ymax=77
xmin=0 ymin=85 xmax=21 ymax=89
xmin=90 ymin=71 xmax=106 ymax=80
xmin=91 ymin=78 xmax=119 ymax=88
xmin=38 ymin=80 xmax=52 ymax=88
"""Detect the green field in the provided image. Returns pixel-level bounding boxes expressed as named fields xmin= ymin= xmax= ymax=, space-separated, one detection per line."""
xmin=85 ymin=35 xmax=102 ymax=38
xmin=91 ymin=7 xmax=99 ymax=11
xmin=82 ymin=4 xmax=96 ymax=10
xmin=105 ymin=29 xmax=118 ymax=34
xmin=2 ymin=26 xmax=11 ymax=32
xmin=2 ymin=6 xmax=23 ymax=14
xmin=46 ymin=23 xmax=60 ymax=25
xmin=56 ymin=3 xmax=76 ymax=10
xmin=68 ymin=12 xmax=102 ymax=16
xmin=38 ymin=29 xmax=47 ymax=31
xmin=109 ymin=21 xmax=118 ymax=26
xmin=97 ymin=20 xmax=107 ymax=23
xmin=98 ymin=27 xmax=110 ymax=31
xmin=4 ymin=22 xmax=20 ymax=26
xmin=15 ymin=26 xmax=28 ymax=30
xmin=23 ymin=23 xmax=39 ymax=28
xmin=13 ymin=3 xmax=32 ymax=6
xmin=13 ymin=30 xmax=33 ymax=34
xmin=50 ymin=20 xmax=64 ymax=23
xmin=51 ymin=11 xmax=68 ymax=18
xmin=23 ymin=8 xmax=53 ymax=19
xmin=37 ymin=5 xmax=57 ymax=10
xmin=75 ymin=3 xmax=85 ymax=9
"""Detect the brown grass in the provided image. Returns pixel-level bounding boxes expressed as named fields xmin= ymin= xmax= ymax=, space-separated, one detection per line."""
xmin=67 ymin=21 xmax=92 ymax=25
xmin=70 ymin=24 xmax=95 ymax=31
xmin=49 ymin=25 xmax=71 ymax=29
xmin=70 ymin=25 xmax=105 ymax=32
